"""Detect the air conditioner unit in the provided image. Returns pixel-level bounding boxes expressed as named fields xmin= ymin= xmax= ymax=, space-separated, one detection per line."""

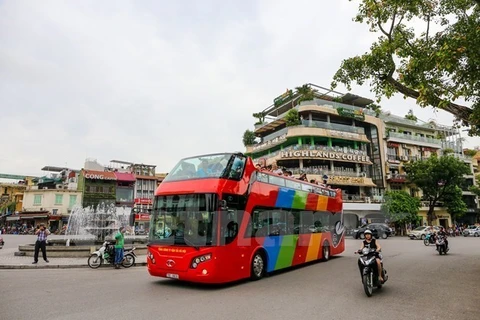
xmin=386 ymin=173 xmax=392 ymax=179
xmin=400 ymin=156 xmax=408 ymax=161
xmin=43 ymin=187 xmax=48 ymax=190
xmin=402 ymin=144 xmax=408 ymax=148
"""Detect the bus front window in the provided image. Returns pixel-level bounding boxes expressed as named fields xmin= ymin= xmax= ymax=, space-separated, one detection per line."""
xmin=163 ymin=154 xmax=232 ymax=182
xmin=149 ymin=194 xmax=218 ymax=247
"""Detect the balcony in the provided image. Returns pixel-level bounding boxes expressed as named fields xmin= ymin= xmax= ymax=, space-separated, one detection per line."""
xmin=302 ymin=120 xmax=365 ymax=135
xmin=248 ymin=121 xmax=370 ymax=154
xmin=386 ymin=132 xmax=442 ymax=148
xmin=386 ymin=173 xmax=408 ymax=183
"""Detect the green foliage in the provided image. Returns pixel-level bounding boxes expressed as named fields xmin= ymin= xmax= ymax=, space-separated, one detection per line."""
xmin=381 ymin=190 xmax=421 ymax=224
xmin=464 ymin=149 xmax=478 ymax=157
xmin=366 ymin=103 xmax=382 ymax=117
xmin=404 ymin=109 xmax=417 ymax=121
xmin=443 ymin=186 xmax=467 ymax=220
xmin=442 ymin=148 xmax=454 ymax=154
xmin=242 ymin=129 xmax=257 ymax=146
xmin=252 ymin=112 xmax=266 ymax=125
xmin=332 ymin=0 xmax=480 ymax=135
xmin=404 ymin=154 xmax=471 ymax=223
xmin=285 ymin=109 xmax=301 ymax=127
xmin=295 ymin=84 xmax=318 ymax=105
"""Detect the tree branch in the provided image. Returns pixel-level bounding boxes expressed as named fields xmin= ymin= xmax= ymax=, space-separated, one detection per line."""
xmin=426 ymin=14 xmax=430 ymax=45
xmin=381 ymin=76 xmax=473 ymax=122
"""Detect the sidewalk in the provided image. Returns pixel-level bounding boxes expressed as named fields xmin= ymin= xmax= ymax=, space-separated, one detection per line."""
xmin=0 ymin=247 xmax=147 ymax=269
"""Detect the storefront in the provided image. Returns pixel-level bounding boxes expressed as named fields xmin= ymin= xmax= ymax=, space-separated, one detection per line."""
xmin=134 ymin=213 xmax=150 ymax=233
xmin=79 ymin=170 xmax=117 ymax=208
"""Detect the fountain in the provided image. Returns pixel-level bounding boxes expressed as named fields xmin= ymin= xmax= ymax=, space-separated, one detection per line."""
xmin=16 ymin=203 xmax=148 ymax=258
xmin=66 ymin=203 xmax=128 ymax=242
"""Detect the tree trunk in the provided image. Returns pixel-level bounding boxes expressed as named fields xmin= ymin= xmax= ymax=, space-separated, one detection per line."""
xmin=427 ymin=205 xmax=435 ymax=226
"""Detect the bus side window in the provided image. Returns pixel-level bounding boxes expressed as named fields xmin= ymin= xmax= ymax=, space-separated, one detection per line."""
xmin=246 ymin=208 xmax=268 ymax=238
xmin=222 ymin=210 xmax=243 ymax=245
xmin=300 ymin=211 xmax=314 ymax=234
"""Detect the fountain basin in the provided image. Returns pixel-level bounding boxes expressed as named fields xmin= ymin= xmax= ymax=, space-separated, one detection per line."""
xmin=17 ymin=237 xmax=148 ymax=258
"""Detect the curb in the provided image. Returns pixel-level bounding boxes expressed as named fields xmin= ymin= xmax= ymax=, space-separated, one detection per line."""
xmin=0 ymin=262 xmax=147 ymax=270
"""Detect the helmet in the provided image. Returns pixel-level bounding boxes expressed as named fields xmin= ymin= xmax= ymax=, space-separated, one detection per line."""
xmin=364 ymin=230 xmax=372 ymax=235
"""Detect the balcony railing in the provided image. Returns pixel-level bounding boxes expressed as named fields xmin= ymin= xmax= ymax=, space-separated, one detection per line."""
xmin=387 ymin=132 xmax=442 ymax=145
xmin=342 ymin=195 xmax=384 ymax=203
xmin=302 ymin=120 xmax=365 ymax=135
xmin=386 ymin=174 xmax=408 ymax=183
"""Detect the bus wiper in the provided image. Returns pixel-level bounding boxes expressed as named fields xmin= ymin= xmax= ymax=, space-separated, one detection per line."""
xmin=184 ymin=237 xmax=200 ymax=251
xmin=175 ymin=236 xmax=200 ymax=251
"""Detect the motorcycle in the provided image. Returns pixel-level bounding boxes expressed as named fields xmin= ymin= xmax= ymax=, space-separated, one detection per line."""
xmin=87 ymin=241 xmax=137 ymax=269
xmin=356 ymin=248 xmax=388 ymax=297
xmin=436 ymin=235 xmax=448 ymax=255
xmin=423 ymin=233 xmax=436 ymax=246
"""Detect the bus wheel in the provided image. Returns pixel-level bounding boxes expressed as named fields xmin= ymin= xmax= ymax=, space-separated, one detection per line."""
xmin=251 ymin=251 xmax=265 ymax=281
xmin=322 ymin=243 xmax=330 ymax=261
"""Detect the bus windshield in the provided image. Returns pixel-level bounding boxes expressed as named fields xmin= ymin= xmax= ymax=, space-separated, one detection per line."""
xmin=162 ymin=153 xmax=246 ymax=182
xmin=149 ymin=193 xmax=218 ymax=247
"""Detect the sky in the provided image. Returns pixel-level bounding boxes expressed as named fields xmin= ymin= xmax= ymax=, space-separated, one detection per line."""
xmin=1 ymin=0 xmax=479 ymax=178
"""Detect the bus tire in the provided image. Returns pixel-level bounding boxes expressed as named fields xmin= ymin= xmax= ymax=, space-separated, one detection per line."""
xmin=322 ymin=242 xmax=330 ymax=261
xmin=250 ymin=250 xmax=266 ymax=281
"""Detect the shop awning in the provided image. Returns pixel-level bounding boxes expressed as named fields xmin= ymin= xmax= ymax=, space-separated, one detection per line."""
xmin=114 ymin=172 xmax=136 ymax=182
xmin=6 ymin=216 xmax=20 ymax=221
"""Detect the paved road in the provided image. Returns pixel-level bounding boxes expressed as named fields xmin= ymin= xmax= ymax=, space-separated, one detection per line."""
xmin=1 ymin=237 xmax=479 ymax=320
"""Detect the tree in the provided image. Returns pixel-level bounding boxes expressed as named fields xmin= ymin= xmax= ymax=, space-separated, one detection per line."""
xmin=365 ymin=103 xmax=382 ymax=117
xmin=252 ymin=112 xmax=266 ymax=125
xmin=242 ymin=130 xmax=257 ymax=146
xmin=404 ymin=109 xmax=417 ymax=122
xmin=332 ymin=0 xmax=480 ymax=135
xmin=285 ymin=109 xmax=301 ymax=126
xmin=443 ymin=186 xmax=467 ymax=222
xmin=404 ymin=155 xmax=471 ymax=225
xmin=463 ymin=149 xmax=478 ymax=157
xmin=295 ymin=84 xmax=318 ymax=105
xmin=381 ymin=190 xmax=421 ymax=235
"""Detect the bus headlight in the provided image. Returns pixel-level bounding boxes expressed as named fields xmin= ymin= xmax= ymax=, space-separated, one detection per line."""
xmin=191 ymin=253 xmax=212 ymax=269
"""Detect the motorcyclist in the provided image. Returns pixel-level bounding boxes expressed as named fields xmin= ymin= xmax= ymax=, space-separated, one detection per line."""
xmin=436 ymin=226 xmax=449 ymax=251
xmin=358 ymin=229 xmax=384 ymax=282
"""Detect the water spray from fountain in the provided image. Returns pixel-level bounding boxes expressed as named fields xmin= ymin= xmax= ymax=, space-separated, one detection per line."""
xmin=65 ymin=203 xmax=130 ymax=243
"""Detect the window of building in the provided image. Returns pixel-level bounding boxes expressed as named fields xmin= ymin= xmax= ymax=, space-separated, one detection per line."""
xmin=55 ymin=194 xmax=63 ymax=205
xmin=69 ymin=195 xmax=77 ymax=208
xmin=34 ymin=194 xmax=42 ymax=206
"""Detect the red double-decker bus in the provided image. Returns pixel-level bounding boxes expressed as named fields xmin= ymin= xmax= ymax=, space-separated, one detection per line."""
xmin=147 ymin=152 xmax=345 ymax=284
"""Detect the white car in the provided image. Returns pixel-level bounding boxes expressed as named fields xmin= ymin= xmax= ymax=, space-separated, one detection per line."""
xmin=463 ymin=226 xmax=480 ymax=237
xmin=408 ymin=226 xmax=440 ymax=240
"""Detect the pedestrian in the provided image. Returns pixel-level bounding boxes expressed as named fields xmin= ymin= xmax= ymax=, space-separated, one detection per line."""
xmin=114 ymin=226 xmax=126 ymax=269
xmin=33 ymin=223 xmax=50 ymax=264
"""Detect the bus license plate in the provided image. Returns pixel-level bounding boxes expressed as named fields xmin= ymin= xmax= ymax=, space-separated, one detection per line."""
xmin=166 ymin=273 xmax=179 ymax=279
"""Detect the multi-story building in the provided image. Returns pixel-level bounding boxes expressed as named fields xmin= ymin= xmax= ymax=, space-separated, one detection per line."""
xmin=246 ymin=85 xmax=388 ymax=230
xmin=107 ymin=160 xmax=136 ymax=214
xmin=18 ymin=167 xmax=82 ymax=231
xmin=382 ymin=114 xmax=478 ymax=227
xmin=130 ymin=163 xmax=157 ymax=230
xmin=245 ymin=84 xmax=478 ymax=229
xmin=78 ymin=159 xmax=118 ymax=208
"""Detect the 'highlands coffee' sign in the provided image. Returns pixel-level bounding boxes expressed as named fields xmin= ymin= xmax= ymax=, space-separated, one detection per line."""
xmin=280 ymin=150 xmax=370 ymax=163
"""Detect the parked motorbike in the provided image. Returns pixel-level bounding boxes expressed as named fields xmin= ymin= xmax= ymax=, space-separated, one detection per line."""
xmin=87 ymin=241 xmax=136 ymax=269
xmin=436 ymin=235 xmax=448 ymax=255
xmin=423 ymin=233 xmax=436 ymax=246
xmin=356 ymin=248 xmax=388 ymax=297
